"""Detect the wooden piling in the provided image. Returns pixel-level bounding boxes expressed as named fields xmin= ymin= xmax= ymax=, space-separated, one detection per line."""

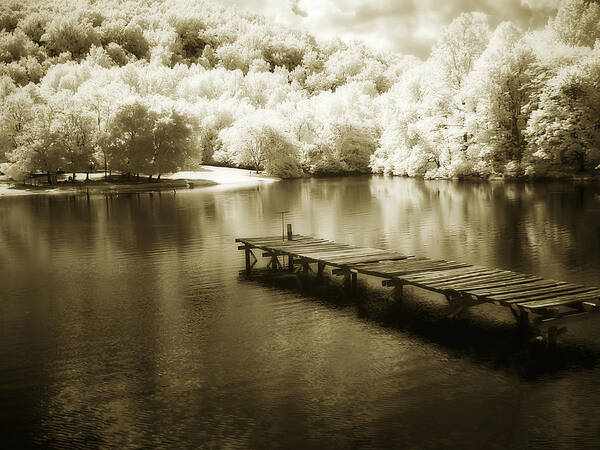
xmin=302 ymin=260 xmax=309 ymax=284
xmin=270 ymin=253 xmax=279 ymax=271
xmin=244 ymin=244 xmax=251 ymax=278
xmin=287 ymin=224 xmax=293 ymax=241
xmin=317 ymin=262 xmax=325 ymax=280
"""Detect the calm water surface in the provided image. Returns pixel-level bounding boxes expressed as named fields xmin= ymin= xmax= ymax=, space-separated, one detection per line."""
xmin=2 ymin=176 xmax=600 ymax=448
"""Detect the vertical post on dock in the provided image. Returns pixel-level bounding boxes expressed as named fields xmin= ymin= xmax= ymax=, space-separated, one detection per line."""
xmin=351 ymin=272 xmax=357 ymax=292
xmin=517 ymin=310 xmax=529 ymax=331
xmin=245 ymin=244 xmax=251 ymax=278
xmin=302 ymin=260 xmax=309 ymax=286
xmin=279 ymin=211 xmax=290 ymax=240
xmin=317 ymin=262 xmax=325 ymax=280
xmin=287 ymin=224 xmax=293 ymax=241
xmin=270 ymin=253 xmax=279 ymax=272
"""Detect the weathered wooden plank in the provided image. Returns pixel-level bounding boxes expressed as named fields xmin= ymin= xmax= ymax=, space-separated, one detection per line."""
xmin=330 ymin=252 xmax=411 ymax=265
xmin=267 ymin=239 xmax=333 ymax=248
xmin=465 ymin=279 xmax=566 ymax=297
xmin=352 ymin=259 xmax=437 ymax=276
xmin=517 ymin=289 xmax=600 ymax=310
xmin=237 ymin=234 xmax=308 ymax=243
xmin=369 ymin=259 xmax=448 ymax=270
xmin=403 ymin=266 xmax=490 ymax=283
xmin=294 ymin=245 xmax=367 ymax=254
xmin=247 ymin=243 xmax=347 ymax=255
xmin=245 ymin=239 xmax=322 ymax=248
xmin=342 ymin=250 xmax=409 ymax=260
xmin=387 ymin=263 xmax=472 ymax=276
xmin=270 ymin=243 xmax=342 ymax=252
xmin=247 ymin=234 xmax=313 ymax=241
xmin=491 ymin=285 xmax=597 ymax=304
xmin=354 ymin=261 xmax=459 ymax=277
xmin=330 ymin=249 xmax=402 ymax=260
xmin=285 ymin=246 xmax=354 ymax=256
xmin=455 ymin=275 xmax=542 ymax=291
xmin=377 ymin=259 xmax=469 ymax=272
xmin=265 ymin=245 xmax=335 ymax=256
xmin=354 ymin=257 xmax=436 ymax=272
xmin=299 ymin=248 xmax=387 ymax=260
xmin=254 ymin=239 xmax=326 ymax=247
xmin=426 ymin=270 xmax=504 ymax=288
xmin=446 ymin=273 xmax=535 ymax=291
xmin=503 ymin=287 xmax=599 ymax=305
xmin=317 ymin=253 xmax=389 ymax=264
xmin=454 ymin=271 xmax=543 ymax=291
xmin=442 ymin=271 xmax=519 ymax=288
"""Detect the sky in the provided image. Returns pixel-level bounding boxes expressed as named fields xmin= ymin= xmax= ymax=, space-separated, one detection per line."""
xmin=220 ymin=0 xmax=562 ymax=58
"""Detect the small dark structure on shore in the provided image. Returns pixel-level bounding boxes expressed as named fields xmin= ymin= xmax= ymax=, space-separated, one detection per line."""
xmin=236 ymin=228 xmax=600 ymax=344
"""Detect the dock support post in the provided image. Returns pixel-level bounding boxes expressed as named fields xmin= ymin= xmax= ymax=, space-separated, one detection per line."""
xmin=518 ymin=310 xmax=529 ymax=330
xmin=244 ymin=244 xmax=251 ymax=278
xmin=342 ymin=270 xmax=351 ymax=290
xmin=382 ymin=279 xmax=404 ymax=301
xmin=302 ymin=260 xmax=310 ymax=285
xmin=351 ymin=272 xmax=357 ymax=292
xmin=288 ymin=255 xmax=294 ymax=272
xmin=287 ymin=224 xmax=293 ymax=241
xmin=446 ymin=293 xmax=481 ymax=319
xmin=317 ymin=263 xmax=325 ymax=280
xmin=270 ymin=254 xmax=281 ymax=271
xmin=391 ymin=284 xmax=403 ymax=301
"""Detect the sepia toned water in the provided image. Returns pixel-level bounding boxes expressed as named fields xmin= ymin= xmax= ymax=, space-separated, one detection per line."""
xmin=2 ymin=176 xmax=600 ymax=448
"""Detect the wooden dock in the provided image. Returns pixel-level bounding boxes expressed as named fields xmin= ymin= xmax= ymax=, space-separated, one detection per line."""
xmin=236 ymin=233 xmax=600 ymax=343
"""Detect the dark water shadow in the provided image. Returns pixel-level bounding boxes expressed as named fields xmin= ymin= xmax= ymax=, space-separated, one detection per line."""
xmin=242 ymin=269 xmax=599 ymax=380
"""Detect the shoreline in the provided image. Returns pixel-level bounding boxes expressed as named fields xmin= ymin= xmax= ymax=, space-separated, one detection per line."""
xmin=0 ymin=166 xmax=280 ymax=198
xmin=2 ymin=166 xmax=599 ymax=198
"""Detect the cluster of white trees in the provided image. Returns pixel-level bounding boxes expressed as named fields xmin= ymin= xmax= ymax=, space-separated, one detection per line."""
xmin=1 ymin=0 xmax=599 ymax=181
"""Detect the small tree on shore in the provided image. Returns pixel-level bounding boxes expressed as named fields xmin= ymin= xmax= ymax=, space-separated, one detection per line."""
xmin=57 ymin=103 xmax=96 ymax=180
xmin=216 ymin=112 xmax=303 ymax=177
xmin=150 ymin=109 xmax=194 ymax=179
xmin=107 ymin=100 xmax=154 ymax=177
xmin=24 ymin=104 xmax=64 ymax=183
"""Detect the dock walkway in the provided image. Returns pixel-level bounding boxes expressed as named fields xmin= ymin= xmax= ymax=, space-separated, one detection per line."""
xmin=236 ymin=234 xmax=600 ymax=342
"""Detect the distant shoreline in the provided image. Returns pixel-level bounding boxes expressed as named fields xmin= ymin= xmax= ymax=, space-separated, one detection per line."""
xmin=2 ymin=166 xmax=599 ymax=198
xmin=0 ymin=166 xmax=280 ymax=198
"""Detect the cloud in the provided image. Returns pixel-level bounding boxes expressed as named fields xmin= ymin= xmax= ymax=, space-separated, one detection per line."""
xmin=520 ymin=0 xmax=561 ymax=9
xmin=290 ymin=0 xmax=308 ymax=17
xmin=225 ymin=0 xmax=561 ymax=58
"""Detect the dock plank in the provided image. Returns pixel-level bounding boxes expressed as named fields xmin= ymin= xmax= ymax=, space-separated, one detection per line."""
xmin=275 ymin=244 xmax=347 ymax=253
xmin=465 ymin=279 xmax=566 ymax=297
xmin=518 ymin=290 xmax=600 ymax=310
xmin=502 ymin=286 xmax=599 ymax=304
xmin=403 ymin=267 xmax=490 ymax=283
xmin=427 ymin=270 xmax=505 ymax=289
xmin=356 ymin=258 xmax=442 ymax=270
xmin=450 ymin=276 xmax=542 ymax=292
xmin=491 ymin=286 xmax=596 ymax=304
xmin=448 ymin=276 xmax=534 ymax=292
xmin=330 ymin=254 xmax=409 ymax=265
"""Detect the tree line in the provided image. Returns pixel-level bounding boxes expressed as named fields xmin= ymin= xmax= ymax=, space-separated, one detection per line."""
xmin=0 ymin=0 xmax=599 ymax=181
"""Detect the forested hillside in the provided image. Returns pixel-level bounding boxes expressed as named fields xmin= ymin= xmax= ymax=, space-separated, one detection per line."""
xmin=0 ymin=0 xmax=599 ymax=180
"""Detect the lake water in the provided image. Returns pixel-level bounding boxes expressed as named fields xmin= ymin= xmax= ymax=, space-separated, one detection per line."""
xmin=2 ymin=176 xmax=600 ymax=448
